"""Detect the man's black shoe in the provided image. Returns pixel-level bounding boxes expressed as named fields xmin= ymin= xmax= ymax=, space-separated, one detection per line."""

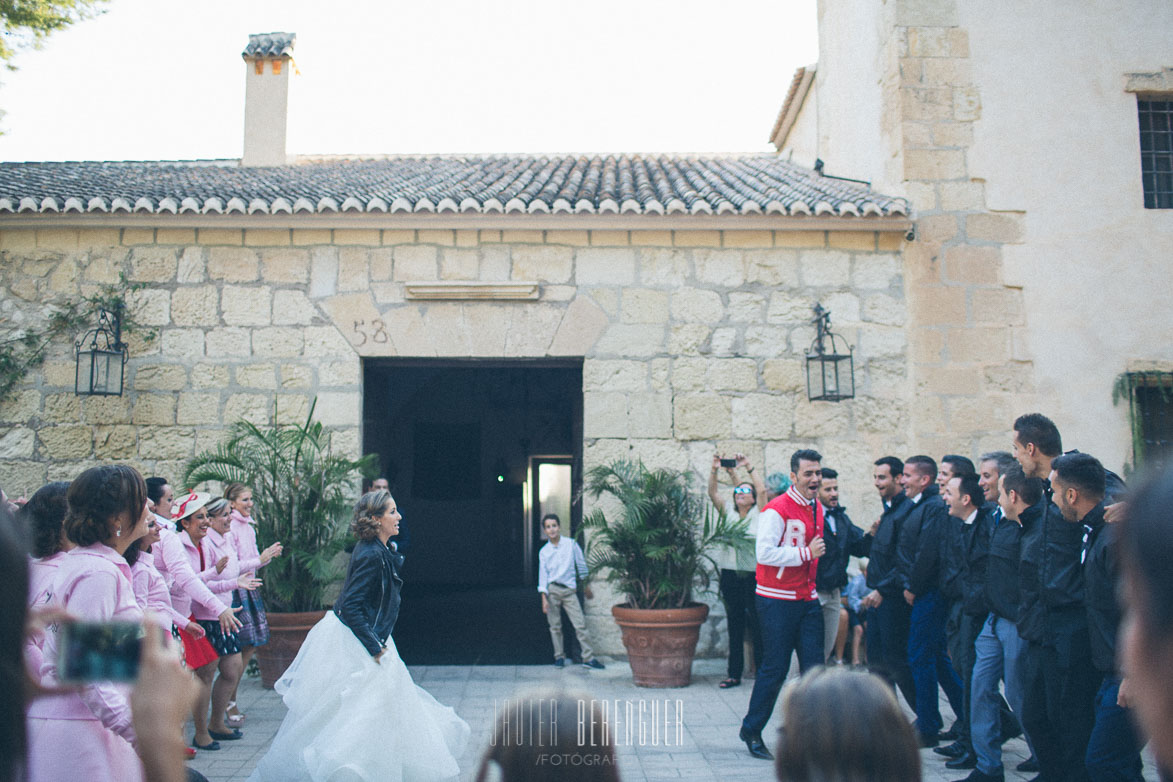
xmin=918 ymin=733 xmax=940 ymax=748
xmin=951 ymin=769 xmax=1003 ymax=782
xmin=934 ymin=741 xmax=967 ymax=758
xmin=739 ymin=727 xmax=773 ymax=760
xmin=1016 ymin=756 xmax=1039 ymax=772
xmin=945 ymin=751 xmax=978 ymax=770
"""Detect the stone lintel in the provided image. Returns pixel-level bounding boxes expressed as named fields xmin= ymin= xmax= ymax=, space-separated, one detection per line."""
xmin=404 ymin=281 xmax=539 ymax=301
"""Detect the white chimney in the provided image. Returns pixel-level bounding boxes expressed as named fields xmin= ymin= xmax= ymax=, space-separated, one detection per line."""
xmin=241 ymin=32 xmax=296 ymax=167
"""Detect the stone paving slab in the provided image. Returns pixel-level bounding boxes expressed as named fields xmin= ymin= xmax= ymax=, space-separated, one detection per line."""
xmin=188 ymin=659 xmax=1158 ymax=781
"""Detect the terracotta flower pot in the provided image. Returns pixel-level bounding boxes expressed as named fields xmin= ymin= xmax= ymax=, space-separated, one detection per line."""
xmin=255 ymin=610 xmax=327 ymax=689
xmin=611 ymin=603 xmax=710 ymax=688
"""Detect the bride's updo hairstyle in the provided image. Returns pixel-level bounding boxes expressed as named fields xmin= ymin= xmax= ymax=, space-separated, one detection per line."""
xmin=351 ymin=490 xmax=391 ymax=541
xmin=64 ymin=465 xmax=147 ymax=547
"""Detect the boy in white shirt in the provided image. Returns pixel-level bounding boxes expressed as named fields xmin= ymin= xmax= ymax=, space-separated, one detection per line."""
xmin=537 ymin=514 xmax=605 ymax=669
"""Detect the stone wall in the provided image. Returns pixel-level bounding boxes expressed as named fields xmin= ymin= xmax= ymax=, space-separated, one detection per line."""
xmin=0 ymin=225 xmax=908 ymax=655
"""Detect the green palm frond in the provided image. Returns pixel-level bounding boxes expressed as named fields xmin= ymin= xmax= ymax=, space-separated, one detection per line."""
xmin=183 ymin=397 xmax=377 ymax=612
xmin=582 ymin=459 xmax=752 ymax=610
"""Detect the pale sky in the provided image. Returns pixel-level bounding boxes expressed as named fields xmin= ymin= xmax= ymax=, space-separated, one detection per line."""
xmin=0 ymin=0 xmax=818 ymax=162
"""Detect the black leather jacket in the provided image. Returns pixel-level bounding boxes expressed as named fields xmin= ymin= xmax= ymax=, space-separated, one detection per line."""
xmin=1082 ymin=503 xmax=1120 ymax=673
xmin=335 ymin=538 xmax=404 ymax=656
xmin=815 ymin=505 xmax=872 ymax=592
xmin=958 ymin=506 xmax=994 ymax=616
xmin=984 ymin=508 xmax=1025 ymax=622
xmin=866 ymin=493 xmax=912 ymax=597
xmin=1018 ymin=492 xmax=1084 ymax=645
xmin=895 ymin=485 xmax=948 ymax=598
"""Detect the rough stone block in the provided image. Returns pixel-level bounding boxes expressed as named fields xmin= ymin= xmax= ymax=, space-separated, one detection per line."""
xmin=501 ymin=230 xmax=542 ymax=244
xmin=902 ymin=87 xmax=954 ymax=122
xmin=177 ymin=392 xmax=221 ymax=425
xmin=903 ymin=120 xmax=933 ymax=146
xmin=127 ymin=288 xmax=171 ymax=326
xmin=416 ymin=229 xmax=454 ymax=246
xmin=723 ymin=231 xmax=773 ymax=248
xmin=92 ymin=425 xmax=137 ymax=459
xmin=119 ymin=229 xmax=154 ymax=247
xmin=0 ymin=230 xmax=36 ymax=251
xmin=627 ymin=393 xmax=672 ymax=438
xmin=313 ymin=392 xmax=361 ymax=427
xmin=946 ymin=326 xmax=1008 ymax=363
xmin=972 ymin=288 xmax=1024 ymax=325
xmin=205 ymin=327 xmax=251 ymax=357
xmin=303 ymin=326 xmax=355 ymax=358
xmin=133 ymin=364 xmax=187 ymax=392
xmin=621 ymin=288 xmax=669 ymax=324
xmin=82 ymin=396 xmax=130 ymax=425
xmin=694 ymin=249 xmax=746 ymax=287
xmin=575 ymin=248 xmax=636 ymax=286
xmin=767 ymin=291 xmax=814 ymax=324
xmin=252 ymin=327 xmax=305 ymax=358
xmin=923 ymin=57 xmax=972 ymax=87
xmin=320 ymin=360 xmax=360 ymax=387
xmin=42 ymin=393 xmax=80 ymax=423
xmin=853 ymin=255 xmax=902 ymax=289
xmin=584 ymin=392 xmax=629 ymax=438
xmin=452 ymin=230 xmax=478 ymax=247
xmin=706 ymin=358 xmax=760 ymax=391
xmin=745 ymin=249 xmax=799 ymax=286
xmin=280 ymin=364 xmax=315 ymax=388
xmin=380 ymin=230 xmax=416 ymax=246
xmin=589 ymin=230 xmax=628 ymax=246
xmin=177 ymin=247 xmax=206 ymax=283
xmin=42 ymin=360 xmax=76 ymax=387
xmin=638 ymin=248 xmax=690 ymax=286
xmin=857 ymin=324 xmax=908 ymax=358
xmin=909 ymin=285 xmax=967 ymax=325
xmin=744 ymin=325 xmax=790 ymax=357
xmin=800 ymin=250 xmax=851 ymax=287
xmin=904 ymin=149 xmax=966 ymax=181
xmin=584 ymin=360 xmax=648 ymax=392
xmin=762 ymin=359 xmax=804 ymax=392
xmin=933 ymin=122 xmax=975 ymax=148
xmin=272 ymin=394 xmax=311 ymax=425
xmin=309 ymin=246 xmax=339 ymax=297
xmin=545 ymin=230 xmax=590 ymax=246
xmin=502 ymin=304 xmax=565 ymax=357
xmin=477 ymin=246 xmax=511 ymax=280
xmin=393 ymin=245 xmax=438 ymax=280
xmin=244 ymin=229 xmax=290 ymax=247
xmin=234 ymin=364 xmax=278 ymax=389
xmin=670 ymin=357 xmax=708 ymax=391
xmin=966 ymin=213 xmax=1024 ymax=244
xmin=337 ymin=248 xmax=371 ymax=291
xmin=828 ymin=232 xmax=876 ymax=251
xmin=982 ymin=362 xmax=1034 ymax=394
xmin=128 ymin=247 xmax=178 ymax=282
xmin=366 ymin=248 xmax=393 ymax=282
xmin=138 ymin=427 xmax=197 ymax=460
xmin=862 ymin=293 xmax=906 ymax=326
xmin=912 ymin=327 xmax=946 ymax=363
xmin=917 ymin=365 xmax=981 ymax=395
xmin=0 ymin=427 xmax=36 ymax=459
xmin=668 ymin=323 xmax=711 ymax=355
xmin=673 ymin=231 xmax=721 ymax=248
xmin=732 ymin=393 xmax=795 ymax=438
xmin=511 ymin=245 xmax=572 ymax=283
xmin=271 ymin=290 xmax=319 ymax=326
xmin=727 ymin=291 xmax=765 ymax=322
xmin=673 ymin=395 xmax=731 ymax=440
xmin=221 ymin=285 xmax=272 ymax=326
xmin=189 ymin=364 xmax=229 ymax=390
xmin=224 ymin=393 xmax=271 ymax=425
xmin=593 ymin=324 xmax=662 ymax=357
xmin=953 ymin=86 xmax=981 ymax=122
xmin=438 ymin=248 xmax=479 ymax=280
xmin=938 ymin=182 xmax=985 ymax=211
xmin=822 ymin=291 xmax=862 ymax=323
xmin=943 ymin=245 xmax=1001 ymax=285
xmin=38 ymin=425 xmax=92 ymax=459
xmin=207 ymin=247 xmax=259 ymax=282
xmin=132 ymin=394 xmax=176 ymax=425
xmin=83 ymin=253 xmax=127 ymax=284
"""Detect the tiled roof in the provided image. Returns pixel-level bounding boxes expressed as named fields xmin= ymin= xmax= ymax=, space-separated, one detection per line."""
xmin=0 ymin=155 xmax=907 ymax=218
xmin=242 ymin=32 xmax=296 ymax=59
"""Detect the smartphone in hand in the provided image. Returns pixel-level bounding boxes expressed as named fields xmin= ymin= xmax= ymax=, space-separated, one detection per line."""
xmin=719 ymin=458 xmax=737 ymax=468
xmin=57 ymin=620 xmax=145 ymax=683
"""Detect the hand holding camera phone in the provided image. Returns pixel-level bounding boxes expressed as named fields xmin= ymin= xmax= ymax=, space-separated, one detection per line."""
xmin=719 ymin=458 xmax=737 ymax=469
xmin=57 ymin=620 xmax=147 ymax=683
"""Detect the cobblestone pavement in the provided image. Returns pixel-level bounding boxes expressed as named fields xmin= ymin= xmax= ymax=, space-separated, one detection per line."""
xmin=189 ymin=659 xmax=1157 ymax=781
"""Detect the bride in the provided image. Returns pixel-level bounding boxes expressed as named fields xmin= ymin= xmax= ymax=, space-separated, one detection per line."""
xmin=248 ymin=490 xmax=469 ymax=781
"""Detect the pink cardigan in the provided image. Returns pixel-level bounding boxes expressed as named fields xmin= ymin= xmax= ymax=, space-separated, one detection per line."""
xmin=25 ymin=551 xmax=68 ymax=678
xmin=26 ymin=544 xmax=141 ymax=744
xmin=201 ymin=528 xmax=240 ymax=600
xmin=229 ymin=510 xmax=264 ymax=575
xmin=129 ymin=554 xmax=189 ymax=632
xmin=157 ymin=528 xmax=230 ymax=621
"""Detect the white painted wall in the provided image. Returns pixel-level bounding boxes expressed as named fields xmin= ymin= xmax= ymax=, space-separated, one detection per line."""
xmin=781 ymin=79 xmax=820 ymax=169
xmin=962 ymin=0 xmax=1173 ymax=472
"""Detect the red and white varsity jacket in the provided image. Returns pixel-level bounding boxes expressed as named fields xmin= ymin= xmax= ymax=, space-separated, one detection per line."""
xmin=755 ymin=485 xmax=824 ymax=601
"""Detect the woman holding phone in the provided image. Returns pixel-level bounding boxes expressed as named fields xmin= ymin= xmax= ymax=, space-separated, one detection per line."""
xmin=25 ymin=465 xmax=150 ymax=782
xmin=248 ymin=489 xmax=469 ymax=781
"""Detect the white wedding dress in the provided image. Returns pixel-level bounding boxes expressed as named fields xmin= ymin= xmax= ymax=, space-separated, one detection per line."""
xmin=247 ymin=612 xmax=469 ymax=781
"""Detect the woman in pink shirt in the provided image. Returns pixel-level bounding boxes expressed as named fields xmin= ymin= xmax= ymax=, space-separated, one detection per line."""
xmin=172 ymin=493 xmax=249 ymax=750
xmin=224 ymin=482 xmax=282 ymax=725
xmin=18 ymin=482 xmax=73 ymax=678
xmin=26 ymin=465 xmax=152 ymax=782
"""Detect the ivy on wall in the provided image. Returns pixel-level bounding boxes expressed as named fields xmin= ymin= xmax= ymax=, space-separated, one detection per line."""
xmin=0 ymin=276 xmax=155 ymax=402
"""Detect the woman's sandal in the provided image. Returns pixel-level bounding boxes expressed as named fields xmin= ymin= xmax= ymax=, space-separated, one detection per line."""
xmin=718 ymin=678 xmax=741 ymax=688
xmin=226 ymin=700 xmax=245 ymax=727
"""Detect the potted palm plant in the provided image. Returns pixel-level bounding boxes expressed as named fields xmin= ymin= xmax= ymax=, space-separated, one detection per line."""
xmin=184 ymin=399 xmax=376 ymax=687
xmin=582 ymin=459 xmax=751 ymax=687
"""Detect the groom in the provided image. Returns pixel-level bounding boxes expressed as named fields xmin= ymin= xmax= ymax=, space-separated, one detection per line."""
xmin=739 ymin=449 xmax=826 ymax=759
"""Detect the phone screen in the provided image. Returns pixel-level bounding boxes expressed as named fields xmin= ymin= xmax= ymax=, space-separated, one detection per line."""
xmin=719 ymin=459 xmax=737 ymax=468
xmin=57 ymin=620 xmax=144 ymax=683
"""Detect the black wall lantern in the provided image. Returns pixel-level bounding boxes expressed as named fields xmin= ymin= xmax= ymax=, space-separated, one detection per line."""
xmin=805 ymin=304 xmax=855 ymax=402
xmin=75 ymin=304 xmax=127 ymax=396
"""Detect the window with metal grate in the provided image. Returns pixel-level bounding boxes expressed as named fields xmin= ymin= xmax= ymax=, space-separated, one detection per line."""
xmin=1138 ymin=98 xmax=1173 ymax=209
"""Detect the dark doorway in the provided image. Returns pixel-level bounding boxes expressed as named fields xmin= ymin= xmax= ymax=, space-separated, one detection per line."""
xmin=362 ymin=359 xmax=583 ymax=664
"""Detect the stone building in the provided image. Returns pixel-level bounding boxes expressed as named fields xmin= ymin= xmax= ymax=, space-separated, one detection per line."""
xmin=2 ymin=4 xmax=1170 ymax=658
